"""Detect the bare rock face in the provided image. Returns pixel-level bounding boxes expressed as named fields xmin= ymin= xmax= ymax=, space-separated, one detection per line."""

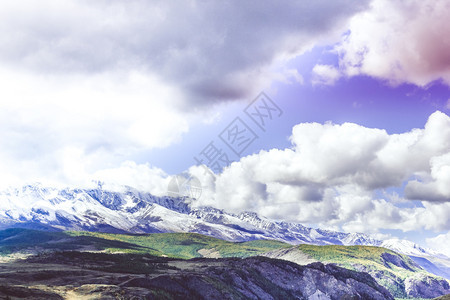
xmin=264 ymin=245 xmax=450 ymax=299
xmin=405 ymin=274 xmax=450 ymax=298
xmin=123 ymin=258 xmax=394 ymax=300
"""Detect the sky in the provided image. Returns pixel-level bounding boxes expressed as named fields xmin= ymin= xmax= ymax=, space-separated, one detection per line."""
xmin=0 ymin=0 xmax=449 ymax=254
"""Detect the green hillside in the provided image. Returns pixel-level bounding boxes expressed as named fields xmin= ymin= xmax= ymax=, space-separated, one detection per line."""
xmin=0 ymin=228 xmax=289 ymax=259
xmin=67 ymin=231 xmax=290 ymax=259
xmin=297 ymin=244 xmax=419 ymax=275
xmin=0 ymin=228 xmax=162 ymax=256
xmin=1 ymin=228 xmax=449 ymax=298
xmin=295 ymin=244 xmax=447 ymax=298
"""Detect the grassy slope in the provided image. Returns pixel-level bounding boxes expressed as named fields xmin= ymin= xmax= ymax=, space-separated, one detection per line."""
xmin=0 ymin=228 xmax=163 ymax=256
xmin=297 ymin=244 xmax=421 ymax=279
xmin=0 ymin=228 xmax=289 ymax=259
xmin=0 ymin=229 xmax=438 ymax=274
xmin=2 ymin=228 xmax=447 ymax=299
xmin=0 ymin=228 xmax=439 ymax=277
xmin=296 ymin=244 xmax=447 ymax=299
xmin=67 ymin=231 xmax=290 ymax=259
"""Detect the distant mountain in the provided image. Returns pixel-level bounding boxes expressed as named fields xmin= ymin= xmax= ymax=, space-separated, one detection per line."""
xmin=380 ymin=239 xmax=450 ymax=280
xmin=381 ymin=239 xmax=433 ymax=257
xmin=0 ymin=183 xmax=449 ymax=279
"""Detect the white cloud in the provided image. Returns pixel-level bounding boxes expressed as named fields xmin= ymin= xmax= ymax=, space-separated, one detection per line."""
xmin=202 ymin=111 xmax=450 ymax=233
xmin=417 ymin=202 xmax=450 ymax=231
xmin=91 ymin=161 xmax=170 ymax=196
xmin=0 ymin=67 xmax=189 ymax=189
xmin=187 ymin=164 xmax=217 ymax=208
xmin=336 ymin=0 xmax=450 ymax=86
xmin=405 ymin=153 xmax=450 ymax=202
xmin=312 ymin=64 xmax=341 ymax=85
xmin=427 ymin=232 xmax=450 ymax=257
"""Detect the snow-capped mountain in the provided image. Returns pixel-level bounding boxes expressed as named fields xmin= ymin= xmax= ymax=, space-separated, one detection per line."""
xmin=380 ymin=238 xmax=450 ymax=279
xmin=0 ymin=183 xmax=448 ymax=274
xmin=2 ymin=183 xmax=450 ymax=279
xmin=381 ymin=239 xmax=430 ymax=257
xmin=0 ymin=183 xmax=383 ymax=246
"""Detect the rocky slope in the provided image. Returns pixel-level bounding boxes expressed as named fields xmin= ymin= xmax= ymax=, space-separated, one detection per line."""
xmin=0 ymin=251 xmax=393 ymax=300
xmin=263 ymin=244 xmax=450 ymax=299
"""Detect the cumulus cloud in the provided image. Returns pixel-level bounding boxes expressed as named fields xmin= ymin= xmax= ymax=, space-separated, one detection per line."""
xmin=201 ymin=111 xmax=450 ymax=233
xmin=92 ymin=161 xmax=170 ymax=196
xmin=405 ymin=153 xmax=450 ymax=202
xmin=336 ymin=0 xmax=450 ymax=86
xmin=0 ymin=0 xmax=369 ymax=105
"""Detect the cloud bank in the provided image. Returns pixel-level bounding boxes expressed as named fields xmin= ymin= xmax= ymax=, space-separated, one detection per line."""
xmin=193 ymin=111 xmax=450 ymax=233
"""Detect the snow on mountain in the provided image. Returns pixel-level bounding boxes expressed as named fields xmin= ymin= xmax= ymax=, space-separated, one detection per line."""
xmin=380 ymin=238 xmax=450 ymax=280
xmin=342 ymin=232 xmax=382 ymax=247
xmin=3 ymin=183 xmax=450 ymax=279
xmin=381 ymin=239 xmax=450 ymax=264
xmin=0 ymin=183 xmax=445 ymax=262
xmin=381 ymin=239 xmax=429 ymax=257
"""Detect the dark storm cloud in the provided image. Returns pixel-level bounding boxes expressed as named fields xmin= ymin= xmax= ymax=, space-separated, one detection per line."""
xmin=0 ymin=0 xmax=370 ymax=106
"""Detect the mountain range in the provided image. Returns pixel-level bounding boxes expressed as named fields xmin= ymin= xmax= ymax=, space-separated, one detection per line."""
xmin=0 ymin=183 xmax=449 ymax=281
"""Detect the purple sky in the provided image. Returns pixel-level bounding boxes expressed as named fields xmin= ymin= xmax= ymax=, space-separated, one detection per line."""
xmin=146 ymin=45 xmax=450 ymax=174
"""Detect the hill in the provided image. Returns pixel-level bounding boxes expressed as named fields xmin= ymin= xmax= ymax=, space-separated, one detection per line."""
xmin=1 ymin=228 xmax=449 ymax=299
xmin=264 ymin=244 xmax=450 ymax=299
xmin=0 ymin=251 xmax=393 ymax=299
xmin=0 ymin=228 xmax=289 ymax=259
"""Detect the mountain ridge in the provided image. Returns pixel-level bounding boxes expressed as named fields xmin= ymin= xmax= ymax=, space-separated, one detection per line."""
xmin=1 ymin=183 xmax=449 ymax=280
